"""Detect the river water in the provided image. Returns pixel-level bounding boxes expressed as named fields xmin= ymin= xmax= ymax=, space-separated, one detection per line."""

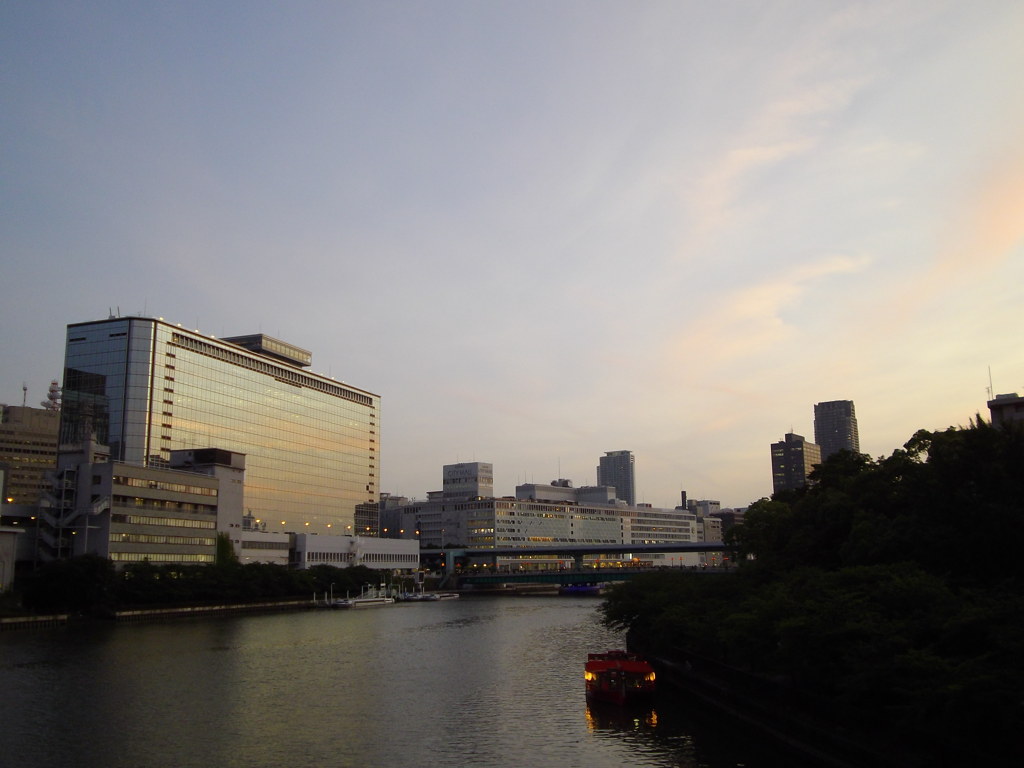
xmin=2 ymin=597 xmax=796 ymax=768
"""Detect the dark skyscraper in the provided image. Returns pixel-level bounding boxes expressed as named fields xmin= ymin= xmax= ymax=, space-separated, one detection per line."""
xmin=597 ymin=450 xmax=636 ymax=506
xmin=771 ymin=433 xmax=821 ymax=494
xmin=814 ymin=400 xmax=860 ymax=460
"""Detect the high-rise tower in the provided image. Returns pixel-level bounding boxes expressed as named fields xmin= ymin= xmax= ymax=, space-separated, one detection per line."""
xmin=771 ymin=433 xmax=821 ymax=494
xmin=59 ymin=316 xmax=380 ymax=534
xmin=597 ymin=450 xmax=635 ymax=506
xmin=813 ymin=400 xmax=860 ymax=460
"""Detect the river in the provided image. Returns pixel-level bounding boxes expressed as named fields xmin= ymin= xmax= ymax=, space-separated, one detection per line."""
xmin=2 ymin=597 xmax=801 ymax=767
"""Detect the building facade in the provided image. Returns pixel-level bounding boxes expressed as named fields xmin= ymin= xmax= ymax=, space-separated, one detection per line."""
xmin=291 ymin=533 xmax=419 ymax=571
xmin=686 ymin=498 xmax=721 ymax=517
xmin=813 ymin=400 xmax=860 ymax=460
xmin=771 ymin=432 xmax=822 ymax=494
xmin=442 ymin=462 xmax=493 ymax=500
xmin=380 ymin=462 xmax=701 ymax=569
xmin=0 ymin=405 xmax=60 ymax=505
xmin=354 ymin=500 xmax=380 ymax=536
xmin=41 ymin=438 xmax=235 ymax=566
xmin=515 ymin=479 xmax=618 ymax=505
xmin=240 ymin=529 xmax=291 ymax=566
xmin=59 ymin=317 xmax=380 ymax=534
xmin=988 ymin=393 xmax=1024 ymax=427
xmin=596 ymin=450 xmax=636 ymax=506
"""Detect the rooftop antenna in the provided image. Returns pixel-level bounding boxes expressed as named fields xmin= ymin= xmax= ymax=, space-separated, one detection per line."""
xmin=22 ymin=382 xmax=27 ymax=407
xmin=987 ymin=366 xmax=994 ymax=400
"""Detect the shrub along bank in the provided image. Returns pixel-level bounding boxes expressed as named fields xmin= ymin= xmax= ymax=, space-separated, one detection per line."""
xmin=12 ymin=556 xmax=381 ymax=617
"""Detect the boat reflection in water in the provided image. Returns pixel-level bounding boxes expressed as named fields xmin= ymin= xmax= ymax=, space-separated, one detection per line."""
xmin=585 ymin=701 xmax=659 ymax=734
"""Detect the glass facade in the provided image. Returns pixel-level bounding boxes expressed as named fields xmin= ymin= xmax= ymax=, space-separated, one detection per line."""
xmin=61 ymin=317 xmax=379 ymax=534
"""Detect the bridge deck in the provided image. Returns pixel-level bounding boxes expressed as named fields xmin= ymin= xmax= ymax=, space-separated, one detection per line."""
xmin=458 ymin=566 xmax=730 ymax=585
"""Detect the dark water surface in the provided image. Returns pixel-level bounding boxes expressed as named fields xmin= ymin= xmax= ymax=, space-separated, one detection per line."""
xmin=2 ymin=597 xmax=794 ymax=767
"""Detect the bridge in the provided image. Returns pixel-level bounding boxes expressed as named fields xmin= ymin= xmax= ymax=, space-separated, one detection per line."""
xmin=456 ymin=565 xmax=731 ymax=587
xmin=419 ymin=541 xmax=735 ymax=586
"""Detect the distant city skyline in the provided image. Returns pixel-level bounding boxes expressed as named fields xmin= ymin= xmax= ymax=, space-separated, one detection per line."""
xmin=3 ymin=3 xmax=1023 ymax=509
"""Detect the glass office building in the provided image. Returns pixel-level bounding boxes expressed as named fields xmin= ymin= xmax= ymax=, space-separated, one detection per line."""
xmin=60 ymin=317 xmax=379 ymax=534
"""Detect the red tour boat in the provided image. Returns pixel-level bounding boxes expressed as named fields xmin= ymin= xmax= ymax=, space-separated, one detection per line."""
xmin=584 ymin=650 xmax=656 ymax=705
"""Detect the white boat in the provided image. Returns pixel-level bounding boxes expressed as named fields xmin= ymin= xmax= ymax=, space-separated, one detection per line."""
xmin=333 ymin=596 xmax=395 ymax=609
xmin=332 ymin=584 xmax=396 ymax=609
xmin=423 ymin=592 xmax=460 ymax=601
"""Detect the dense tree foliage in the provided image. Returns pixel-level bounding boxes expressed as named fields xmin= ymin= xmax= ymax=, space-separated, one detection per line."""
xmin=602 ymin=419 xmax=1024 ymax=762
xmin=17 ymin=558 xmax=380 ymax=615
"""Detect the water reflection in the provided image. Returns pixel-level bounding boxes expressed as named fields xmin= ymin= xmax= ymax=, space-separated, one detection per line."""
xmin=585 ymin=702 xmax=660 ymax=733
xmin=2 ymin=599 xmax=790 ymax=768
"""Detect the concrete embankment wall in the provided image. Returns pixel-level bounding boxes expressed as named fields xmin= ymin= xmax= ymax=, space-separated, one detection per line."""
xmin=1 ymin=614 xmax=70 ymax=631
xmin=114 ymin=599 xmax=316 ymax=622
xmin=1 ymin=599 xmax=318 ymax=630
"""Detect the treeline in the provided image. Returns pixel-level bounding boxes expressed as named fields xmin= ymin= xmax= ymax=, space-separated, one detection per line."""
xmin=15 ymin=554 xmax=382 ymax=616
xmin=602 ymin=419 xmax=1024 ymax=762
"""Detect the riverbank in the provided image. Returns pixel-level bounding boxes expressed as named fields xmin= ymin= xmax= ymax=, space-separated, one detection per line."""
xmin=1 ymin=613 xmax=70 ymax=631
xmin=642 ymin=641 xmax=1006 ymax=768
xmin=0 ymin=587 xmax=586 ymax=630
xmin=0 ymin=598 xmax=318 ymax=630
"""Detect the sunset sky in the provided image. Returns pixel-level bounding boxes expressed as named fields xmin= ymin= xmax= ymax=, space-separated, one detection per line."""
xmin=3 ymin=2 xmax=1022 ymax=509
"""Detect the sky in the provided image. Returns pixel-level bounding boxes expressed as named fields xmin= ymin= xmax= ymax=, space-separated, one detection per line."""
xmin=2 ymin=2 xmax=1023 ymax=509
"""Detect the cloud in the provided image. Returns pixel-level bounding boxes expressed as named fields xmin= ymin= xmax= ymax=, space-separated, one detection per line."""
xmin=934 ymin=154 xmax=1024 ymax=279
xmin=664 ymin=253 xmax=872 ymax=372
xmin=852 ymin=146 xmax=1024 ymax=348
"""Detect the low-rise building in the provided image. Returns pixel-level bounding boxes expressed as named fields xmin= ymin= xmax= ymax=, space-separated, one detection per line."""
xmin=291 ymin=533 xmax=419 ymax=571
xmin=240 ymin=529 xmax=291 ymax=566
xmin=33 ymin=438 xmax=241 ymax=566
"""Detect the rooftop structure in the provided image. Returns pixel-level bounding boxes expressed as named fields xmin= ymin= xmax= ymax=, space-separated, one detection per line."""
xmin=443 ymin=462 xmax=493 ymax=500
xmin=988 ymin=392 xmax=1024 ymax=428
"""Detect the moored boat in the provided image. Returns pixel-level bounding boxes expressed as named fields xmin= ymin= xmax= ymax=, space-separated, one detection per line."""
xmin=585 ymin=650 xmax=656 ymax=705
xmin=332 ymin=584 xmax=396 ymax=609
xmin=333 ymin=596 xmax=395 ymax=609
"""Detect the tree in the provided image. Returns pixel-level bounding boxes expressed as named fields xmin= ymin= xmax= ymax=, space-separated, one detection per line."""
xmin=216 ymin=532 xmax=240 ymax=566
xmin=602 ymin=421 xmax=1024 ymax=761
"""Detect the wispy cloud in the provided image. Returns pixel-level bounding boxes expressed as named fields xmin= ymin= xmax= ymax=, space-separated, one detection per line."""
xmin=664 ymin=253 xmax=872 ymax=372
